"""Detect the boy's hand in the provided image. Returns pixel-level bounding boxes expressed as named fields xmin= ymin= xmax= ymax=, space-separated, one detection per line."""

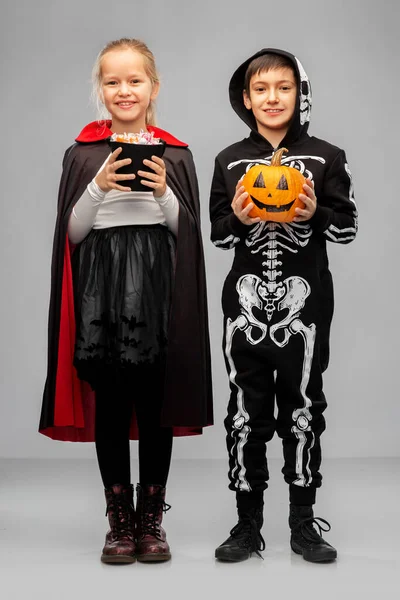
xmin=293 ymin=178 xmax=317 ymax=222
xmin=231 ymin=181 xmax=261 ymax=226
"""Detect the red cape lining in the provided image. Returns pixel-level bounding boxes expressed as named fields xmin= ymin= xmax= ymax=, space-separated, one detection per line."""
xmin=75 ymin=120 xmax=188 ymax=147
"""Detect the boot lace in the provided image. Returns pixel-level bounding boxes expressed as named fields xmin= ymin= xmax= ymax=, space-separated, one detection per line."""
xmin=106 ymin=496 xmax=134 ymax=539
xmin=293 ymin=516 xmax=331 ymax=545
xmin=230 ymin=514 xmax=265 ymax=558
xmin=140 ymin=497 xmax=171 ymax=540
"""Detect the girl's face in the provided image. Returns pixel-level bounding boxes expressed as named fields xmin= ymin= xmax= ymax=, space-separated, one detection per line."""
xmin=100 ymin=48 xmax=159 ymax=132
xmin=243 ymin=67 xmax=297 ymax=139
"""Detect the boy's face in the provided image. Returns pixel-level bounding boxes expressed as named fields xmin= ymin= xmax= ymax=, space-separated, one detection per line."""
xmin=243 ymin=67 xmax=297 ymax=141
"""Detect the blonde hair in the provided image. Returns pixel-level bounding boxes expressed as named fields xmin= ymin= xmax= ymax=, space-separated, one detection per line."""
xmin=91 ymin=38 xmax=159 ymax=125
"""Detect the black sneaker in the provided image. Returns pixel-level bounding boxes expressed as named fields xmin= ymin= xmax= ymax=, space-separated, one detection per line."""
xmin=289 ymin=505 xmax=337 ymax=563
xmin=215 ymin=508 xmax=265 ymax=562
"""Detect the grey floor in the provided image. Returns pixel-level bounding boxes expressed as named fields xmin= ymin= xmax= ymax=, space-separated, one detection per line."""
xmin=0 ymin=457 xmax=398 ymax=599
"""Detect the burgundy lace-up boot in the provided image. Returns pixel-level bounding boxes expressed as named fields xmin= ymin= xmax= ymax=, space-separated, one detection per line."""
xmin=136 ymin=484 xmax=171 ymax=562
xmin=101 ymin=484 xmax=136 ymax=564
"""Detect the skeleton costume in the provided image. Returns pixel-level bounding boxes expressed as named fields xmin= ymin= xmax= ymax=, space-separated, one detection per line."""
xmin=210 ymin=49 xmax=357 ymax=507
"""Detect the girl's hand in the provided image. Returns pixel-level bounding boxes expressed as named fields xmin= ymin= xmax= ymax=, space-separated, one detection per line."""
xmin=231 ymin=180 xmax=261 ymax=226
xmin=137 ymin=155 xmax=167 ymax=198
xmin=94 ymin=147 xmax=135 ymax=192
xmin=293 ymin=178 xmax=317 ymax=222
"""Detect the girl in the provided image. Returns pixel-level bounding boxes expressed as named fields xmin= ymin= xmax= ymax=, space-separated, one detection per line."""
xmin=40 ymin=38 xmax=213 ymax=564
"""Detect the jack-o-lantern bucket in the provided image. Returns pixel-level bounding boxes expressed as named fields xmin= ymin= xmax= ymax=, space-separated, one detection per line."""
xmin=242 ymin=148 xmax=305 ymax=222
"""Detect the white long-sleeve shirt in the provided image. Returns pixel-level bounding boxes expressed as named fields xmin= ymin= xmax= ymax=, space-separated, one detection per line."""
xmin=68 ymin=164 xmax=180 ymax=244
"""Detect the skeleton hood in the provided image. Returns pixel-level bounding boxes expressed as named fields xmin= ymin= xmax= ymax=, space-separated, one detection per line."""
xmin=229 ymin=48 xmax=312 ymax=146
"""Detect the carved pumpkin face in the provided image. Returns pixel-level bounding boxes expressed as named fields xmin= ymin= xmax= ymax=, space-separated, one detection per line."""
xmin=242 ymin=149 xmax=305 ymax=222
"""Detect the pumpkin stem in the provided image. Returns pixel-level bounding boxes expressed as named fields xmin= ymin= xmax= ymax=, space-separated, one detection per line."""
xmin=271 ymin=147 xmax=288 ymax=167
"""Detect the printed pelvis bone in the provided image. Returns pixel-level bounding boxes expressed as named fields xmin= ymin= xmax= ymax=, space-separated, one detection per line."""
xmin=228 ymin=274 xmax=269 ymax=345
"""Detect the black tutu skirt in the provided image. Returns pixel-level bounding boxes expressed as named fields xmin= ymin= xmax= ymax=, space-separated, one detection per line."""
xmin=71 ymin=224 xmax=176 ymax=389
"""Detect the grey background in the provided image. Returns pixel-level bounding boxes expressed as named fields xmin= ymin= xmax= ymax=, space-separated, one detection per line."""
xmin=0 ymin=0 xmax=398 ymax=460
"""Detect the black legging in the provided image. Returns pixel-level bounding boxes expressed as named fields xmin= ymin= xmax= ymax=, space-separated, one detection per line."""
xmin=94 ymin=374 xmax=173 ymax=488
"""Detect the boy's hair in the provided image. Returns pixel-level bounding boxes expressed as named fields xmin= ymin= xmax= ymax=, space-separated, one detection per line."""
xmin=244 ymin=54 xmax=296 ymax=95
xmin=91 ymin=38 xmax=159 ymax=125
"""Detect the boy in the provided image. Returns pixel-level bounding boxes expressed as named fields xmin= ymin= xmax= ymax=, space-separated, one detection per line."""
xmin=209 ymin=48 xmax=357 ymax=563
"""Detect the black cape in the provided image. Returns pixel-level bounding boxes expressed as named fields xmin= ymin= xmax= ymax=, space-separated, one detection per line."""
xmin=40 ymin=122 xmax=213 ymax=441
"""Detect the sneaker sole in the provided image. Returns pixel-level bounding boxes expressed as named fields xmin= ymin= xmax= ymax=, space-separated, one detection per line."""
xmin=215 ymin=550 xmax=251 ymax=562
xmin=215 ymin=556 xmax=249 ymax=562
xmin=291 ymin=541 xmax=337 ymax=563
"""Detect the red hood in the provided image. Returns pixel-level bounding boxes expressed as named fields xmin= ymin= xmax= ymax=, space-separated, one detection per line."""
xmin=75 ymin=120 xmax=188 ymax=147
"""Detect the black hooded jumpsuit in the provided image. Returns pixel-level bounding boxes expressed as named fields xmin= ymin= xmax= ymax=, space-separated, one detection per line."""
xmin=209 ymin=49 xmax=357 ymax=506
